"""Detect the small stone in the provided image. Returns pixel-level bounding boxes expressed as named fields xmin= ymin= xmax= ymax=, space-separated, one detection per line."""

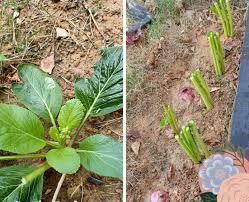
xmin=116 ymin=189 xmax=123 ymax=194
xmin=56 ymin=27 xmax=70 ymax=38
xmin=131 ymin=141 xmax=140 ymax=155
xmin=16 ymin=18 xmax=22 ymax=25
xmin=13 ymin=11 xmax=19 ymax=19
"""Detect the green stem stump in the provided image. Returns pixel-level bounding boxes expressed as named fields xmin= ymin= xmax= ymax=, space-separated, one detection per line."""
xmin=22 ymin=162 xmax=51 ymax=185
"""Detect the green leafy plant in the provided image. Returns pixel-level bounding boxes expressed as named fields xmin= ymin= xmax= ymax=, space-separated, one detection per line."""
xmin=210 ymin=0 xmax=234 ymax=37
xmin=191 ymin=69 xmax=213 ymax=111
xmin=160 ymin=104 xmax=180 ymax=134
xmin=175 ymin=121 xmax=209 ymax=164
xmin=208 ymin=32 xmax=224 ymax=76
xmin=0 ymin=46 xmax=123 ymax=201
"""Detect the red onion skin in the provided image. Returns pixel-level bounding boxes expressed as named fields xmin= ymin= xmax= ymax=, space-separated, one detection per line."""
xmin=179 ymin=87 xmax=195 ymax=103
xmin=150 ymin=190 xmax=170 ymax=202
xmin=126 ymin=31 xmax=141 ymax=45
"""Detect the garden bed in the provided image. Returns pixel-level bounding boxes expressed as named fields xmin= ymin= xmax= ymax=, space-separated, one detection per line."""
xmin=127 ymin=1 xmax=247 ymax=201
xmin=0 ymin=0 xmax=122 ymax=201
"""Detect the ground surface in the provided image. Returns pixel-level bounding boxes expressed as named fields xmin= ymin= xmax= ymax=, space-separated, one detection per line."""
xmin=0 ymin=0 xmax=122 ymax=201
xmin=127 ymin=1 xmax=247 ymax=201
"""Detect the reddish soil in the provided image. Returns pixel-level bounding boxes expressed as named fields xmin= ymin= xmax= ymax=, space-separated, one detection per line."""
xmin=127 ymin=1 xmax=247 ymax=201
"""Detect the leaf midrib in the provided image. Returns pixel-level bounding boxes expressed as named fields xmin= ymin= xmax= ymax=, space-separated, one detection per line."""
xmin=0 ymin=116 xmax=45 ymax=144
xmin=90 ymin=152 xmax=120 ymax=173
xmin=77 ymin=149 xmax=122 ymax=162
xmin=25 ymin=75 xmax=55 ymax=125
xmin=85 ymin=55 xmax=121 ymax=118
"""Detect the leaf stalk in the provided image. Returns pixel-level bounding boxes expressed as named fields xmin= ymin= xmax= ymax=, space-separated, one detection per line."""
xmin=22 ymin=162 xmax=51 ymax=185
xmin=0 ymin=153 xmax=46 ymax=161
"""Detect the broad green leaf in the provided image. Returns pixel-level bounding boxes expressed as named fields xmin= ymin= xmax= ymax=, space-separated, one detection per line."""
xmin=0 ymin=165 xmax=43 ymax=202
xmin=46 ymin=147 xmax=80 ymax=174
xmin=160 ymin=117 xmax=169 ymax=129
xmin=12 ymin=64 xmax=62 ymax=123
xmin=75 ymin=46 xmax=123 ymax=117
xmin=0 ymin=54 xmax=6 ymax=62
xmin=200 ymin=192 xmax=217 ymax=202
xmin=0 ymin=104 xmax=46 ymax=154
xmin=78 ymin=134 xmax=123 ymax=177
xmin=58 ymin=99 xmax=85 ymax=132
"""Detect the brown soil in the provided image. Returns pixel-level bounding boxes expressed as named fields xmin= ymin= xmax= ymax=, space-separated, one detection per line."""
xmin=127 ymin=2 xmax=247 ymax=202
xmin=0 ymin=0 xmax=122 ymax=201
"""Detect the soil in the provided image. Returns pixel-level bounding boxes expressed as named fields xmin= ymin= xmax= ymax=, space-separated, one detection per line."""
xmin=127 ymin=1 xmax=247 ymax=201
xmin=0 ymin=0 xmax=122 ymax=201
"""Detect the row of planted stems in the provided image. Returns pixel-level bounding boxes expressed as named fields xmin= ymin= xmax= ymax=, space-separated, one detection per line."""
xmin=161 ymin=0 xmax=234 ymax=164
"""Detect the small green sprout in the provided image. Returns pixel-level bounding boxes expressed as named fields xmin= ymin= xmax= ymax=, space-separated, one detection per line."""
xmin=211 ymin=0 xmax=234 ymax=37
xmin=191 ymin=69 xmax=213 ymax=111
xmin=208 ymin=32 xmax=224 ymax=76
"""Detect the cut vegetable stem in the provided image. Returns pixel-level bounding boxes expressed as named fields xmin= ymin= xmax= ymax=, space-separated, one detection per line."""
xmin=175 ymin=135 xmax=199 ymax=164
xmin=186 ymin=126 xmax=201 ymax=161
xmin=211 ymin=0 xmax=234 ymax=37
xmin=226 ymin=0 xmax=234 ymax=36
xmin=219 ymin=0 xmax=230 ymax=35
xmin=208 ymin=32 xmax=224 ymax=76
xmin=189 ymin=121 xmax=209 ymax=158
xmin=191 ymin=70 xmax=213 ymax=110
xmin=214 ymin=2 xmax=228 ymax=37
xmin=181 ymin=127 xmax=200 ymax=162
xmin=214 ymin=34 xmax=225 ymax=73
xmin=208 ymin=34 xmax=220 ymax=75
xmin=176 ymin=121 xmax=210 ymax=164
xmin=163 ymin=105 xmax=180 ymax=134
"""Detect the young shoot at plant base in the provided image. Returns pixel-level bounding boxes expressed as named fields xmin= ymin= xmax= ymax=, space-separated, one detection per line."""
xmin=208 ymin=32 xmax=224 ymax=76
xmin=175 ymin=121 xmax=209 ymax=164
xmin=160 ymin=104 xmax=180 ymax=134
xmin=211 ymin=0 xmax=234 ymax=37
xmin=191 ymin=69 xmax=213 ymax=111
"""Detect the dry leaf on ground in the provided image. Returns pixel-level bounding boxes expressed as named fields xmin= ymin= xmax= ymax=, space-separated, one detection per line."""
xmin=40 ymin=54 xmax=55 ymax=74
